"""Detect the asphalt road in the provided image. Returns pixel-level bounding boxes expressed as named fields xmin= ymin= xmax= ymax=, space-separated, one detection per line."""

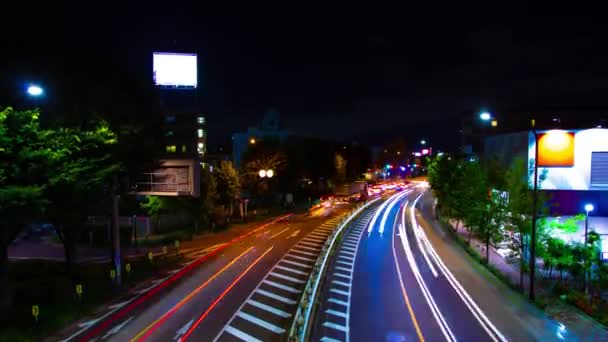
xmin=58 ymin=206 xmax=350 ymax=342
xmin=311 ymin=184 xmax=568 ymax=342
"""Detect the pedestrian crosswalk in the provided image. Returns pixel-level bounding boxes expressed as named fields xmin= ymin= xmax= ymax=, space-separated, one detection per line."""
xmin=214 ymin=215 xmax=344 ymax=342
xmin=315 ymin=210 xmax=375 ymax=342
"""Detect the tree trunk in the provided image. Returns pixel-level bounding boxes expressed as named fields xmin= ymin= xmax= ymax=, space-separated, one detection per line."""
xmin=0 ymin=243 xmax=11 ymax=316
xmin=485 ymin=234 xmax=490 ymax=264
xmin=455 ymin=220 xmax=460 ymax=233
xmin=467 ymin=227 xmax=473 ymax=245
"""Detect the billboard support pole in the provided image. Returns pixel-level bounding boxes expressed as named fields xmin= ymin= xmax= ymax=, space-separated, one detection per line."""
xmin=529 ymin=119 xmax=538 ymax=301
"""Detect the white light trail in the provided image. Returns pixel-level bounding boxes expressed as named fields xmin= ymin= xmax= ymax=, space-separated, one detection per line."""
xmin=409 ymin=195 xmax=507 ymax=342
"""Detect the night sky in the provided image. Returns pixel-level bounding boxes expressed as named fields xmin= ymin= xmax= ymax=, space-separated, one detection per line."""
xmin=2 ymin=4 xmax=608 ymax=150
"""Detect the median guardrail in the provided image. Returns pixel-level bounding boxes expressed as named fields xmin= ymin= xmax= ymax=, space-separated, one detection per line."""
xmin=287 ymin=197 xmax=381 ymax=341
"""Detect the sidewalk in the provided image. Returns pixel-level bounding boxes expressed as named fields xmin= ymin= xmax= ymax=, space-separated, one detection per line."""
xmin=417 ymin=192 xmax=608 ymax=341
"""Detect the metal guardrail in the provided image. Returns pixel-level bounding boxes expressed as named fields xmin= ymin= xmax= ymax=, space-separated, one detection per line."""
xmin=287 ymin=197 xmax=381 ymax=341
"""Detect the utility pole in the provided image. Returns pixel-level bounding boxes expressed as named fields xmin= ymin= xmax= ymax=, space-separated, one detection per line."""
xmin=529 ymin=119 xmax=538 ymax=301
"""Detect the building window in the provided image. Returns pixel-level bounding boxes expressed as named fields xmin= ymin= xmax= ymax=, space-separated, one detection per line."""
xmin=197 ymin=116 xmax=205 ymax=124
xmin=165 ymin=115 xmax=176 ymax=123
xmin=165 ymin=130 xmax=174 ymax=137
xmin=197 ymin=142 xmax=205 ymax=154
xmin=166 ymin=145 xmax=177 ymax=153
xmin=181 ymin=145 xmax=187 ymax=153
xmin=197 ymin=129 xmax=205 ymax=138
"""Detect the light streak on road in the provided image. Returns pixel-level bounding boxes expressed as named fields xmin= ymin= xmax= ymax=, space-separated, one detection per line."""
xmin=398 ymin=207 xmax=456 ymax=342
xmin=181 ymin=246 xmax=274 ymax=341
xmin=409 ymin=195 xmax=507 ymax=342
xmin=378 ymin=190 xmax=411 ymax=236
xmin=131 ymin=246 xmax=255 ymax=341
xmin=410 ymin=194 xmax=438 ymax=277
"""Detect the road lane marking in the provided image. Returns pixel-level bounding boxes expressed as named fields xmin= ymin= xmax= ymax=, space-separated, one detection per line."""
xmin=173 ymin=319 xmax=193 ymax=341
xmin=269 ymin=272 xmax=305 ymax=283
xmin=328 ymin=298 xmax=349 ymax=307
xmin=339 ymin=251 xmax=355 ymax=256
xmin=281 ymin=258 xmax=313 ymax=267
xmin=326 ymin=309 xmax=348 ymax=319
xmin=299 ymin=240 xmax=323 ymax=247
xmin=256 ymin=289 xmax=297 ymax=304
xmin=181 ymin=247 xmax=274 ymax=341
xmin=331 ymin=280 xmax=350 ymax=287
xmin=287 ymin=229 xmax=301 ymax=239
xmin=338 ymin=255 xmax=353 ymax=261
xmin=335 ymin=266 xmax=352 ymax=272
xmin=303 ymin=236 xmax=326 ymax=243
xmin=274 ymin=265 xmax=308 ymax=275
xmin=342 ymin=242 xmax=357 ymax=247
xmin=263 ymin=280 xmax=300 ymax=293
xmin=290 ymin=249 xmax=317 ymax=256
xmin=102 ymin=316 xmax=134 ymax=339
xmin=296 ymin=244 xmax=321 ymax=251
xmin=391 ymin=206 xmax=428 ymax=342
xmin=237 ymin=311 xmax=286 ymax=333
xmin=330 ymin=288 xmax=350 ymax=297
xmin=336 ymin=260 xmax=353 ymax=267
xmin=270 ymin=227 xmax=290 ymax=239
xmin=224 ymin=325 xmax=262 ymax=342
xmin=283 ymin=253 xmax=315 ymax=261
xmin=247 ymin=300 xmax=291 ymax=318
xmin=408 ymin=196 xmax=506 ymax=342
xmin=334 ymin=273 xmax=352 ymax=280
xmin=129 ymin=246 xmax=255 ymax=341
xmin=341 ymin=246 xmax=356 ymax=252
xmin=323 ymin=322 xmax=348 ymax=332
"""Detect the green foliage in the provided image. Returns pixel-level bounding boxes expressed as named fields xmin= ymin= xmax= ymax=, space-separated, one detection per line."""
xmin=214 ymin=161 xmax=241 ymax=210
xmin=549 ymin=215 xmax=584 ymax=233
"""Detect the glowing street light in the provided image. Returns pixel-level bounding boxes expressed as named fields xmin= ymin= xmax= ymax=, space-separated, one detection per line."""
xmin=585 ymin=204 xmax=594 ymax=213
xmin=259 ymin=169 xmax=275 ymax=178
xmin=249 ymin=138 xmax=256 ymax=144
xmin=479 ymin=112 xmax=492 ymax=121
xmin=27 ymin=85 xmax=44 ymax=96
xmin=420 ymin=139 xmax=426 ymax=145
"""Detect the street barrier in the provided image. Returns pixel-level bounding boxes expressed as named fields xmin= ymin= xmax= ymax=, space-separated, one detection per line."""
xmin=287 ymin=197 xmax=381 ymax=341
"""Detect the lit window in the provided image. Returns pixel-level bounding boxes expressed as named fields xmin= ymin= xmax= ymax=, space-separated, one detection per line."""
xmin=181 ymin=145 xmax=187 ymax=152
xmin=197 ymin=142 xmax=205 ymax=154
xmin=166 ymin=145 xmax=176 ymax=153
xmin=197 ymin=117 xmax=205 ymax=124
xmin=165 ymin=130 xmax=174 ymax=137
xmin=197 ymin=129 xmax=205 ymax=138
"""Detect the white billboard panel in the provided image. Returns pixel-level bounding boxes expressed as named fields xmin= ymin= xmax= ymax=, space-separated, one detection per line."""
xmin=528 ymin=128 xmax=608 ymax=190
xmin=153 ymin=52 xmax=197 ymax=88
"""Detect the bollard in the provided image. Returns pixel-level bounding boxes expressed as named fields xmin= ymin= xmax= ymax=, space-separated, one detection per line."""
xmin=32 ymin=305 xmax=39 ymax=325
xmin=75 ymin=284 xmax=83 ymax=304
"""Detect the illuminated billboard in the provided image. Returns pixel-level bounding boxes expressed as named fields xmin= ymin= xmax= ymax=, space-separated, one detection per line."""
xmin=153 ymin=52 xmax=197 ymax=88
xmin=528 ymin=128 xmax=608 ymax=190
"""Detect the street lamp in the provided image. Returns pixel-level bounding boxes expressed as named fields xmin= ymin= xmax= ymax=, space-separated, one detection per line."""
xmin=420 ymin=139 xmax=426 ymax=145
xmin=259 ymin=169 xmax=274 ymax=178
xmin=27 ymin=84 xmax=44 ymax=96
xmin=479 ymin=111 xmax=492 ymax=121
xmin=249 ymin=138 xmax=256 ymax=144
xmin=584 ymin=203 xmax=594 ymax=295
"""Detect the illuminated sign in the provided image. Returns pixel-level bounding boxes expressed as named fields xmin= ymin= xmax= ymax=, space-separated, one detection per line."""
xmin=529 ymin=128 xmax=608 ymax=190
xmin=153 ymin=52 xmax=198 ymax=88
xmin=422 ymin=149 xmax=429 ymax=155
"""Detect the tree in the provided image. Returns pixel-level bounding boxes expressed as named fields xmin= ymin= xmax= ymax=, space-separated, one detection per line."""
xmin=214 ymin=161 xmax=241 ymax=218
xmin=334 ymin=153 xmax=347 ymax=184
xmin=44 ymin=123 xmax=120 ymax=275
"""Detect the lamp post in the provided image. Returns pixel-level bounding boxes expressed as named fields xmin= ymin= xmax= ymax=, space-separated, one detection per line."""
xmin=584 ymin=203 xmax=594 ymax=295
xmin=529 ymin=118 xmax=539 ymax=300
